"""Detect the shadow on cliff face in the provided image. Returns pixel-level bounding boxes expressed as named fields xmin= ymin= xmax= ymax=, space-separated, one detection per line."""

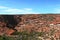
xmin=2 ymin=15 xmax=22 ymax=29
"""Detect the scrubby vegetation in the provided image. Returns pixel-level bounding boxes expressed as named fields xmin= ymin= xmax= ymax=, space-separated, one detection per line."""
xmin=0 ymin=29 xmax=58 ymax=40
xmin=0 ymin=31 xmax=44 ymax=40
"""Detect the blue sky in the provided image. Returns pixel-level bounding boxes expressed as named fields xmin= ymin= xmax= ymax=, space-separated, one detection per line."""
xmin=0 ymin=0 xmax=60 ymax=14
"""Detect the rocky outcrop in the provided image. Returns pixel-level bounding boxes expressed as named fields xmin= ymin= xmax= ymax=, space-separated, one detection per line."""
xmin=1 ymin=14 xmax=60 ymax=40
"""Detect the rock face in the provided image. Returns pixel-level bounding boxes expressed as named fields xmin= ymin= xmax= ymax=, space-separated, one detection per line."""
xmin=15 ymin=14 xmax=60 ymax=40
xmin=15 ymin=14 xmax=56 ymax=32
xmin=0 ymin=15 xmax=20 ymax=35
xmin=3 ymin=15 xmax=18 ymax=28
xmin=1 ymin=14 xmax=60 ymax=39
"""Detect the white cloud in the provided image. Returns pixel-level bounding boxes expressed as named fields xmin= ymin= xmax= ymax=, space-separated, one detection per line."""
xmin=0 ymin=6 xmax=8 ymax=9
xmin=24 ymin=8 xmax=32 ymax=11
xmin=4 ymin=9 xmax=24 ymax=12
xmin=0 ymin=6 xmax=39 ymax=14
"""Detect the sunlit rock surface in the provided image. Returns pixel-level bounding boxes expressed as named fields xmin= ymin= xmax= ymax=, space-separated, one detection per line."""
xmin=0 ymin=14 xmax=60 ymax=40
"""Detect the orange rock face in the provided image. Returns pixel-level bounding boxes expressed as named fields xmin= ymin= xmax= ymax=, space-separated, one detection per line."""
xmin=1 ymin=14 xmax=60 ymax=37
xmin=5 ymin=29 xmax=15 ymax=35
